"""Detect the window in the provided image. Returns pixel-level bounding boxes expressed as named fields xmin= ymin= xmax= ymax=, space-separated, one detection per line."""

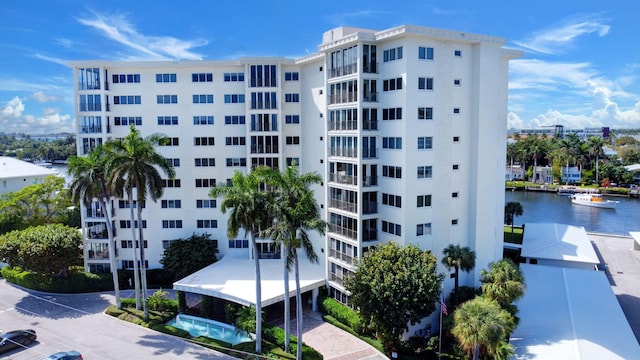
xmin=250 ymin=113 xmax=278 ymax=131
xmin=382 ymin=165 xmax=402 ymax=179
xmin=286 ymin=157 xmax=300 ymax=166
xmin=197 ymin=219 xmax=218 ymax=228
xmin=454 ymin=79 xmax=461 ymax=86
xmin=383 ymin=77 xmax=403 ymax=91
xmin=418 ymin=77 xmax=434 ymax=90
xmin=382 ymin=137 xmax=402 ymax=149
xmin=453 ymin=164 xmax=459 ymax=170
xmin=226 ymin=158 xmax=247 ymax=167
xmin=382 ymin=193 xmax=402 ymax=208
xmin=285 ymin=115 xmax=300 ymax=124
xmin=120 ymin=220 xmax=147 ymax=228
xmin=417 ymin=166 xmax=433 ymax=179
xmin=162 ymin=220 xmax=183 ymax=228
xmin=452 ymin=192 xmax=459 ymax=198
xmin=417 ymin=194 xmax=432 ymax=207
xmin=418 ymin=137 xmax=433 ymax=149
xmin=225 ymin=137 xmax=246 ymax=146
xmin=452 ymin=219 xmax=459 ymax=225
xmin=224 ymin=94 xmax=245 ymax=103
xmin=166 ymin=158 xmax=180 ymax=167
xmin=193 ymin=116 xmax=214 ymax=125
xmin=194 ymin=137 xmax=215 ymax=146
xmin=453 ymin=108 xmax=461 ymax=114
xmin=285 ymin=93 xmax=300 ymax=103
xmin=118 ymin=200 xmax=143 ymax=209
xmin=156 ymin=95 xmax=178 ymax=104
xmin=453 ymin=136 xmax=460 ymax=142
xmin=192 ymin=73 xmax=213 ymax=82
xmin=161 ymin=200 xmax=181 ymax=208
xmin=193 ymin=94 xmax=214 ymax=104
xmin=285 ymin=72 xmax=299 ymax=81
xmin=77 ymin=68 xmax=101 ymax=90
xmin=224 ymin=72 xmax=245 ymax=82
xmin=249 ymin=65 xmax=277 ymax=87
xmin=417 ymin=223 xmax=432 ymax=236
xmin=159 ymin=137 xmax=179 ymax=146
xmin=250 ymin=91 xmax=277 ymax=109
xmin=454 ymin=50 xmax=462 ymax=57
xmin=418 ymin=47 xmax=434 ymax=60
xmin=382 ymin=107 xmax=402 ymax=120
xmin=112 ymin=74 xmax=141 ymax=83
xmin=156 ymin=73 xmax=177 ymax=83
xmin=157 ymin=116 xmax=178 ymax=125
xmin=162 ymin=240 xmax=177 ymax=249
xmin=195 ymin=178 xmax=216 ymax=188
xmin=383 ymin=46 xmax=403 ymax=62
xmin=194 ymin=158 xmax=216 ymax=167
xmin=418 ymin=107 xmax=433 ymax=120
xmin=229 ymin=239 xmax=250 ymax=248
xmin=114 ymin=116 xmax=142 ymax=126
xmin=162 ymin=179 xmax=181 ymax=188
xmin=224 ymin=115 xmax=245 ymax=125
xmin=113 ymin=95 xmax=141 ymax=105
xmin=381 ymin=220 xmax=401 ymax=236
xmin=286 ymin=136 xmax=300 ymax=145
xmin=121 ymin=260 xmax=149 ymax=269
xmin=196 ymin=199 xmax=216 ymax=208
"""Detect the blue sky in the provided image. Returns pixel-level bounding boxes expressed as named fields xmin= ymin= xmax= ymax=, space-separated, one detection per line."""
xmin=1 ymin=0 xmax=639 ymax=134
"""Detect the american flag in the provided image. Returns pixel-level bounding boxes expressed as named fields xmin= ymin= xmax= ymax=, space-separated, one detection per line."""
xmin=441 ymin=295 xmax=448 ymax=316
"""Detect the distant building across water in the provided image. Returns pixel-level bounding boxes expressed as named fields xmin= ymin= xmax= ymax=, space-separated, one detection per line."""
xmin=508 ymin=125 xmax=610 ymax=139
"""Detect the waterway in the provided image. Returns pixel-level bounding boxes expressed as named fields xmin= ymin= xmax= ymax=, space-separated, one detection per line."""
xmin=505 ymin=190 xmax=639 ymax=236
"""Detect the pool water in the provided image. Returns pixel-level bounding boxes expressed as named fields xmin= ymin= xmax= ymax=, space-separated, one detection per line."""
xmin=166 ymin=313 xmax=253 ymax=345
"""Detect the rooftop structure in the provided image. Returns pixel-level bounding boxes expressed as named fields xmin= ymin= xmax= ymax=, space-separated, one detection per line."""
xmin=0 ymin=156 xmax=58 ymax=194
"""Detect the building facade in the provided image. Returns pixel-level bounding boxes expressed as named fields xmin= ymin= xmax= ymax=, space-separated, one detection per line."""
xmin=69 ymin=25 xmax=520 ymax=308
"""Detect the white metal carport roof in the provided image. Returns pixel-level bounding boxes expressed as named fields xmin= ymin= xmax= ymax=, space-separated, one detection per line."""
xmin=510 ymin=264 xmax=640 ymax=359
xmin=521 ymin=223 xmax=599 ymax=265
xmin=173 ymin=254 xmax=325 ymax=307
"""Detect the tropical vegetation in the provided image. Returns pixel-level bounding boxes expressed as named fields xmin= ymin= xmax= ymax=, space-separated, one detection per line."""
xmin=441 ymin=244 xmax=476 ymax=308
xmin=159 ymin=233 xmax=219 ymax=282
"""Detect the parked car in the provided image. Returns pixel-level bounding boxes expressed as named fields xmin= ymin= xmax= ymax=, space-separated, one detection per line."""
xmin=0 ymin=329 xmax=37 ymax=354
xmin=44 ymin=350 xmax=83 ymax=360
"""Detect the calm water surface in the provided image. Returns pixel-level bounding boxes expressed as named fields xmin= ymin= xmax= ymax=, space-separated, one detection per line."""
xmin=505 ymin=190 xmax=639 ymax=236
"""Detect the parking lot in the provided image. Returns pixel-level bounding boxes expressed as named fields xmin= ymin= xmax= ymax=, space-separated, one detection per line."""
xmin=0 ymin=280 xmax=234 ymax=359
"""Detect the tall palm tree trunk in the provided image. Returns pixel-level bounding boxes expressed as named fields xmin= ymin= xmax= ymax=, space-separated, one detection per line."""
xmin=127 ymin=190 xmax=141 ymax=309
xmin=137 ymin=205 xmax=149 ymax=320
xmin=283 ymin=245 xmax=291 ymax=353
xmin=294 ymin=250 xmax=303 ymax=360
xmin=100 ymin=198 xmax=121 ymax=309
xmin=251 ymin=233 xmax=262 ymax=353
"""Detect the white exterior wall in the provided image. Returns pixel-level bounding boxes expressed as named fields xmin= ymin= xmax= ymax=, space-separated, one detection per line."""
xmin=69 ymin=25 xmax=520 ymax=309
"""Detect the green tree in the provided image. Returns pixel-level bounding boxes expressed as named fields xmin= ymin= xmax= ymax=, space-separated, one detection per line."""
xmin=451 ymin=296 xmax=515 ymax=360
xmin=442 ymin=245 xmax=476 ymax=308
xmin=480 ymin=258 xmax=525 ymax=314
xmin=504 ymin=201 xmax=524 ymax=243
xmin=262 ymin=164 xmax=327 ymax=359
xmin=106 ymin=124 xmax=175 ymax=319
xmin=586 ymin=136 xmax=605 ymax=183
xmin=160 ymin=233 xmax=219 ymax=282
xmin=68 ymin=146 xmax=122 ymax=308
xmin=209 ymin=169 xmax=272 ymax=354
xmin=0 ymin=224 xmax=82 ymax=275
xmin=345 ymin=242 xmax=443 ymax=353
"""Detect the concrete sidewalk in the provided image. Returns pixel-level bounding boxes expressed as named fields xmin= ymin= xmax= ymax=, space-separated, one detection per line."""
xmin=589 ymin=233 xmax=640 ymax=343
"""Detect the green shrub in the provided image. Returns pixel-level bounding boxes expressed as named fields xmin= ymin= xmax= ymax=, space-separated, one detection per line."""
xmin=262 ymin=325 xmax=322 ymax=360
xmin=319 ymin=297 xmax=362 ymax=333
xmin=147 ymin=289 xmax=179 ymax=312
xmin=150 ymin=322 xmax=191 ymax=338
xmin=1 ymin=266 xmax=112 ymax=293
xmin=121 ymin=298 xmax=137 ymax=309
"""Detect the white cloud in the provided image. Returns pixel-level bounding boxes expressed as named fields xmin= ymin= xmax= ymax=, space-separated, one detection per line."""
xmin=1 ymin=96 xmax=24 ymax=118
xmin=513 ymin=14 xmax=610 ymax=55
xmin=30 ymin=91 xmax=60 ymax=103
xmin=77 ymin=11 xmax=208 ymax=61
xmin=34 ymin=53 xmax=68 ymax=66
xmin=0 ymin=97 xmax=73 ymax=134
xmin=509 ymin=59 xmax=595 ymax=92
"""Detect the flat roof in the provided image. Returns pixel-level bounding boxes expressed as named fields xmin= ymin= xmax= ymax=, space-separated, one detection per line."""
xmin=511 ymin=264 xmax=640 ymax=359
xmin=0 ymin=156 xmax=58 ymax=180
xmin=521 ymin=223 xmax=599 ymax=264
xmin=173 ymin=254 xmax=325 ymax=307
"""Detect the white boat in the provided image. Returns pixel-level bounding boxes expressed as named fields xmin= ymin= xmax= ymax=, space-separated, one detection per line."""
xmin=571 ymin=193 xmax=619 ymax=209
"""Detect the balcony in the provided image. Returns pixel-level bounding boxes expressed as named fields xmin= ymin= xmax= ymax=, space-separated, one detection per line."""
xmin=362 ymin=120 xmax=378 ymax=131
xmin=329 ymin=249 xmax=354 ymax=265
xmin=328 ymin=64 xmax=358 ymax=79
xmin=329 ymin=173 xmax=358 ymax=186
xmin=362 ymin=201 xmax=377 ymax=214
xmin=363 ymin=92 xmax=378 ymax=102
xmin=328 ymin=224 xmax=358 ymax=241
xmin=363 ymin=62 xmax=378 ymax=74
xmin=329 ymin=273 xmax=345 ymax=286
xmin=362 ymin=176 xmax=378 ymax=187
xmin=328 ymin=198 xmax=357 ymax=213
xmin=328 ymin=120 xmax=358 ymax=131
xmin=329 ymin=147 xmax=357 ymax=158
xmin=86 ymin=209 xmax=105 ymax=218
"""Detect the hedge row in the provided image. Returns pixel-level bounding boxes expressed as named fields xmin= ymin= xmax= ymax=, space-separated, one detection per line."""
xmin=1 ymin=266 xmax=112 ymax=293
xmin=319 ymin=296 xmax=362 ymax=332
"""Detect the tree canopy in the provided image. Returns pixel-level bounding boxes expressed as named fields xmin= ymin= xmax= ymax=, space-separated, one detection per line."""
xmin=0 ymin=223 xmax=82 ymax=275
xmin=345 ymin=242 xmax=443 ymax=352
xmin=160 ymin=233 xmax=219 ymax=282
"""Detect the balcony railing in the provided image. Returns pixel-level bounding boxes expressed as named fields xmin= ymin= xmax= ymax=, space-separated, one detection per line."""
xmin=329 ymin=92 xmax=358 ymax=105
xmin=328 ymin=120 xmax=358 ymax=131
xmin=328 ymin=198 xmax=357 ymax=213
xmin=362 ymin=201 xmax=377 ymax=214
xmin=362 ymin=120 xmax=378 ymax=131
xmin=362 ymin=176 xmax=378 ymax=187
xmin=329 ymin=273 xmax=344 ymax=286
xmin=328 ymin=224 xmax=358 ymax=241
xmin=329 ymin=173 xmax=358 ymax=186
xmin=363 ymin=92 xmax=378 ymax=102
xmin=328 ymin=64 xmax=358 ymax=79
xmin=363 ymin=62 xmax=378 ymax=74
xmin=329 ymin=249 xmax=354 ymax=265
xmin=329 ymin=147 xmax=357 ymax=158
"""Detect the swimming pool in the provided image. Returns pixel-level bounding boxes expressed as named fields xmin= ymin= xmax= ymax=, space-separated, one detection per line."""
xmin=166 ymin=313 xmax=253 ymax=345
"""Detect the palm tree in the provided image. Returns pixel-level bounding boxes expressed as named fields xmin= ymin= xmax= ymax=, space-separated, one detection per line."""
xmin=480 ymin=258 xmax=525 ymax=309
xmin=504 ymin=202 xmax=524 ymax=243
xmin=587 ymin=136 xmax=605 ymax=183
xmin=442 ymin=245 xmax=476 ymax=308
xmin=506 ymin=142 xmax=517 ymax=181
xmin=106 ymin=124 xmax=175 ymax=320
xmin=68 ymin=146 xmax=121 ymax=309
xmin=451 ymin=296 xmax=515 ymax=360
xmin=209 ymin=169 xmax=272 ymax=354
xmin=263 ymin=164 xmax=327 ymax=359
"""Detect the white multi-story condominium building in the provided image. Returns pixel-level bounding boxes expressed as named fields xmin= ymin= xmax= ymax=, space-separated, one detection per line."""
xmin=69 ymin=25 xmax=520 ymax=310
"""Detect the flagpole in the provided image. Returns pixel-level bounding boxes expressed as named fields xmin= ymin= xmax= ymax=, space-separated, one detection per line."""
xmin=439 ymin=284 xmax=443 ymax=360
